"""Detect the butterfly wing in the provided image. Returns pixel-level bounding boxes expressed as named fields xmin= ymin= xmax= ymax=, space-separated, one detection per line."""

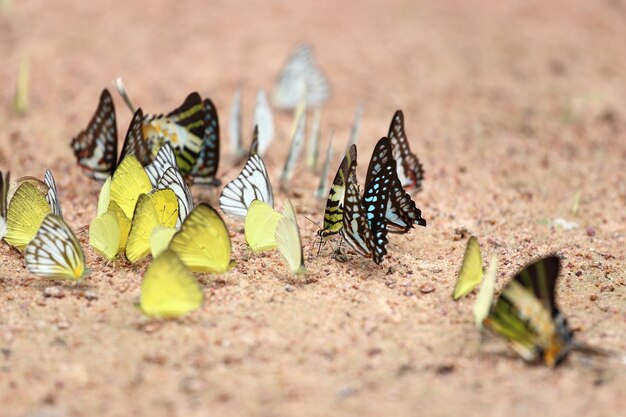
xmin=229 ymin=87 xmax=244 ymax=157
xmin=43 ymin=169 xmax=63 ymax=218
xmin=452 ymin=236 xmax=483 ymax=300
xmin=71 ymin=89 xmax=118 ymax=182
xmin=0 ymin=171 xmax=10 ymax=238
xmin=168 ymin=204 xmax=234 ymax=273
xmin=275 ymin=199 xmax=306 ymax=274
xmin=362 ymin=160 xmax=394 ymax=264
xmin=245 ymin=200 xmax=282 ymax=252
xmin=484 ymin=255 xmax=573 ymax=366
xmin=24 ymin=214 xmax=88 ymax=280
xmin=340 ymin=161 xmax=375 ymax=259
xmin=219 ymin=154 xmax=274 ymax=220
xmin=140 ymin=249 xmax=204 ymax=318
xmin=473 ymin=255 xmax=498 ymax=328
xmin=315 ymin=132 xmax=334 ymax=200
xmin=4 ymin=182 xmax=51 ymax=251
xmin=189 ymin=98 xmax=221 ymax=185
xmin=388 ymin=110 xmax=425 ymax=191
xmin=272 ymin=44 xmax=330 ymax=110
xmin=145 ymin=142 xmax=178 ymax=187
xmin=96 ymin=176 xmax=112 ymax=217
xmin=119 ymin=108 xmax=152 ymax=167
xmin=110 ymin=156 xmax=153 ymax=219
xmin=318 ymin=144 xmax=356 ymax=237
xmin=156 ymin=166 xmax=193 ymax=229
xmin=253 ymin=90 xmax=274 ymax=156
xmin=280 ymin=107 xmax=307 ymax=183
xmin=89 ymin=211 xmax=121 ymax=260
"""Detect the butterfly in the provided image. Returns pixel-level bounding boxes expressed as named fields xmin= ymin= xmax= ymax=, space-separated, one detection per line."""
xmin=245 ymin=200 xmax=282 ymax=252
xmin=0 ymin=171 xmax=10 ymax=239
xmin=272 ymin=44 xmax=330 ymax=110
xmin=364 ymin=137 xmax=426 ymax=233
xmin=156 ymin=166 xmax=194 ymax=229
xmin=473 ymin=254 xmax=498 ymax=329
xmin=139 ymin=249 xmax=204 ymax=318
xmin=275 ymin=199 xmax=306 ymax=274
xmin=126 ymin=190 xmax=179 ymax=263
xmin=109 ymin=155 xmax=153 ymax=219
xmin=219 ymin=153 xmax=274 ymax=220
xmin=120 ymin=108 xmax=152 ymax=167
xmin=483 ymin=255 xmax=611 ymax=367
xmin=346 ymin=104 xmax=364 ymax=149
xmin=388 ymin=110 xmax=425 ymax=191
xmin=317 ymin=144 xmax=356 ymax=238
xmin=341 ymin=158 xmax=394 ymax=265
xmin=253 ymin=89 xmax=275 ymax=156
xmin=71 ymin=89 xmax=118 ymax=182
xmin=452 ymin=236 xmax=483 ymax=300
xmin=168 ymin=204 xmax=235 ymax=273
xmin=89 ymin=211 xmax=121 ymax=261
xmin=229 ymin=87 xmax=245 ymax=158
xmin=24 ymin=213 xmax=89 ymax=280
xmin=4 ymin=182 xmax=51 ymax=251
xmin=280 ymin=105 xmax=306 ymax=184
xmin=189 ymin=98 xmax=221 ymax=186
xmin=43 ymin=169 xmax=63 ymax=218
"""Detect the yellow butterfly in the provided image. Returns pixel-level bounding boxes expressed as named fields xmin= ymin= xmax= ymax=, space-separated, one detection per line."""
xmin=168 ymin=204 xmax=235 ymax=273
xmin=4 ymin=182 xmax=51 ymax=251
xmin=150 ymin=226 xmax=177 ymax=258
xmin=473 ymin=255 xmax=498 ymax=328
xmin=275 ymin=199 xmax=306 ymax=274
xmin=140 ymin=249 xmax=204 ymax=318
xmin=89 ymin=211 xmax=120 ymax=260
xmin=126 ymin=189 xmax=178 ymax=263
xmin=96 ymin=175 xmax=112 ymax=217
xmin=452 ymin=236 xmax=483 ymax=300
xmin=110 ymin=155 xmax=152 ymax=219
xmin=25 ymin=213 xmax=89 ymax=280
xmin=244 ymin=200 xmax=282 ymax=252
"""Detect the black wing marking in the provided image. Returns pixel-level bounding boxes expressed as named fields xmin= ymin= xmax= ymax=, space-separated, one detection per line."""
xmin=189 ymin=98 xmax=221 ymax=185
xmin=70 ymin=89 xmax=118 ymax=182
xmin=388 ymin=111 xmax=425 ymax=191
xmin=119 ymin=108 xmax=152 ymax=167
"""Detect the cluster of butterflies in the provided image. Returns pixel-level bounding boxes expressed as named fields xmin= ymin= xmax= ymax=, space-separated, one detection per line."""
xmin=453 ymin=237 xmax=621 ymax=367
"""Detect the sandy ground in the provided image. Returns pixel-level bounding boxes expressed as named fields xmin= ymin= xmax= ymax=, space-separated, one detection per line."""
xmin=1 ymin=0 xmax=625 ymax=416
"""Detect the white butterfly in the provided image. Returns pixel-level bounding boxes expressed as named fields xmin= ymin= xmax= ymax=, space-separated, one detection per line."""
xmin=43 ymin=169 xmax=63 ymax=218
xmin=346 ymin=103 xmax=364 ymax=149
xmin=315 ymin=131 xmax=334 ymax=199
xmin=272 ymin=44 xmax=331 ymax=110
xmin=253 ymin=89 xmax=274 ymax=156
xmin=24 ymin=213 xmax=89 ymax=280
xmin=306 ymin=108 xmax=321 ymax=169
xmin=280 ymin=108 xmax=307 ymax=184
xmin=145 ymin=142 xmax=177 ymax=187
xmin=219 ymin=154 xmax=274 ymax=220
xmin=275 ymin=199 xmax=306 ymax=274
xmin=156 ymin=166 xmax=193 ymax=228
xmin=229 ymin=87 xmax=244 ymax=158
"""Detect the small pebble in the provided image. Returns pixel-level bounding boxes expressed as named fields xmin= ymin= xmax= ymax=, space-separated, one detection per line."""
xmin=587 ymin=227 xmax=596 ymax=237
xmin=419 ymin=283 xmax=435 ymax=294
xmin=84 ymin=290 xmax=98 ymax=301
xmin=284 ymin=285 xmax=295 ymax=292
xmin=43 ymin=286 xmax=65 ymax=299
xmin=590 ymin=295 xmax=598 ymax=302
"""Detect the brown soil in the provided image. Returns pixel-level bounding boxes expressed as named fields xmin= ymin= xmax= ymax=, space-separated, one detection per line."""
xmin=1 ymin=1 xmax=625 ymax=416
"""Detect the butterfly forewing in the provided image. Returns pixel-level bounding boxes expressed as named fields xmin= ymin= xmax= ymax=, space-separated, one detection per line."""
xmin=24 ymin=214 xmax=87 ymax=280
xmin=157 ymin=166 xmax=194 ymax=228
xmin=340 ymin=161 xmax=374 ymax=258
xmin=120 ymin=108 xmax=152 ymax=167
xmin=318 ymin=144 xmax=356 ymax=237
xmin=219 ymin=154 xmax=274 ymax=220
xmin=145 ymin=142 xmax=178 ymax=186
xmin=388 ymin=111 xmax=425 ymax=191
xmin=71 ymin=89 xmax=118 ymax=182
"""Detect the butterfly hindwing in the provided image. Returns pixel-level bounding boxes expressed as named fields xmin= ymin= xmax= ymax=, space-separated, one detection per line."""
xmin=71 ymin=89 xmax=118 ymax=182
xmin=341 ymin=161 xmax=375 ymax=259
xmin=43 ymin=169 xmax=63 ymax=218
xmin=24 ymin=214 xmax=88 ymax=280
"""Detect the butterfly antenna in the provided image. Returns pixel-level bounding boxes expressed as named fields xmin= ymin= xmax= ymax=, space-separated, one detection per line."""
xmin=114 ymin=77 xmax=137 ymax=113
xmin=303 ymin=216 xmax=320 ymax=228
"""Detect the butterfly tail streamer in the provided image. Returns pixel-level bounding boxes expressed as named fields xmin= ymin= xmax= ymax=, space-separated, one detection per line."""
xmin=114 ymin=77 xmax=137 ymax=113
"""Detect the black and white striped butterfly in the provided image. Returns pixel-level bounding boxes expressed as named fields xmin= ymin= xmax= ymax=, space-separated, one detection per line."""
xmin=341 ymin=158 xmax=394 ymax=265
xmin=189 ymin=98 xmax=221 ymax=186
xmin=388 ymin=110 xmax=425 ymax=191
xmin=43 ymin=169 xmax=63 ymax=218
xmin=364 ymin=137 xmax=426 ymax=233
xmin=71 ymin=89 xmax=118 ymax=182
xmin=24 ymin=214 xmax=89 ymax=280
xmin=272 ymin=44 xmax=331 ymax=110
xmin=145 ymin=142 xmax=178 ymax=187
xmin=157 ymin=166 xmax=194 ymax=229
xmin=219 ymin=153 xmax=274 ymax=220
